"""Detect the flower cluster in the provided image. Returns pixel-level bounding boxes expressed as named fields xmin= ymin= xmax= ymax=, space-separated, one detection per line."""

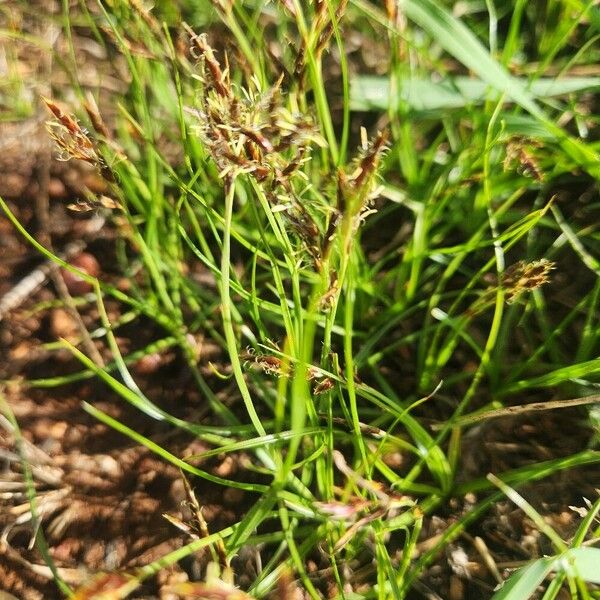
xmin=185 ymin=27 xmax=329 ymax=267
xmin=502 ymin=259 xmax=555 ymax=304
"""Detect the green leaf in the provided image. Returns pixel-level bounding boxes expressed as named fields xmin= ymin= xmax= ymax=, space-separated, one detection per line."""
xmin=505 ymin=357 xmax=600 ymax=394
xmin=492 ymin=548 xmax=600 ymax=599
xmin=491 ymin=557 xmax=556 ymax=600
xmin=351 ymin=75 xmax=600 ymax=113
xmin=555 ymin=547 xmax=600 ymax=584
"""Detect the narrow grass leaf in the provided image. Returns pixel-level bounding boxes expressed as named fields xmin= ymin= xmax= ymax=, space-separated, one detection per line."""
xmin=504 ymin=358 xmax=600 ymax=394
xmin=455 ymin=450 xmax=600 ymax=495
xmin=82 ymin=401 xmax=268 ymax=492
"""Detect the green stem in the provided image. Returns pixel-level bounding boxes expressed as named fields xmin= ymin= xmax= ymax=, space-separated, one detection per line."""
xmin=221 ymin=179 xmax=266 ymax=437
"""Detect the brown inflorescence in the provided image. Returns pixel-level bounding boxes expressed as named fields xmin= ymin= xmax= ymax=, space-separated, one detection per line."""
xmin=501 ymin=259 xmax=555 ymax=304
xmin=184 ymin=27 xmax=328 ymax=269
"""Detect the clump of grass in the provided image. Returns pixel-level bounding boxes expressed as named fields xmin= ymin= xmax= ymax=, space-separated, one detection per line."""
xmin=2 ymin=0 xmax=600 ymax=599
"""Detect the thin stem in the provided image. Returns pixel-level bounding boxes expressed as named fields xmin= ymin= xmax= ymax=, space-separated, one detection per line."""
xmin=221 ymin=179 xmax=266 ymax=437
